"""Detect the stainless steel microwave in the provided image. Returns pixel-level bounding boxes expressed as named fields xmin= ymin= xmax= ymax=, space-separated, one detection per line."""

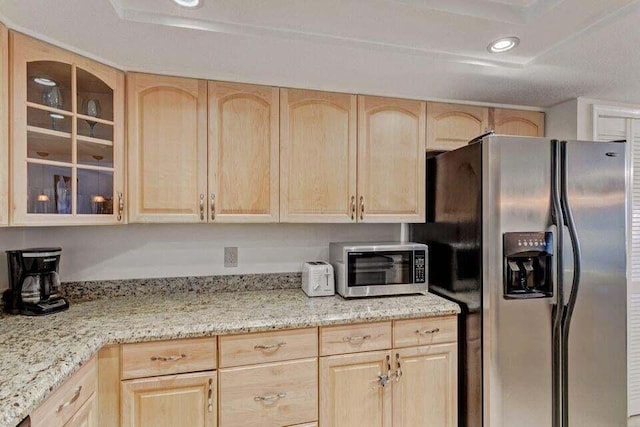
xmin=329 ymin=242 xmax=428 ymax=298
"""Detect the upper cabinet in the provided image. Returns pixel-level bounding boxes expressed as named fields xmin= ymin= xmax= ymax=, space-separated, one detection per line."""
xmin=426 ymin=102 xmax=489 ymax=152
xmin=10 ymin=32 xmax=125 ymax=226
xmin=127 ymin=73 xmax=208 ymax=223
xmin=358 ymin=95 xmax=426 ymax=223
xmin=280 ymin=89 xmax=357 ymax=223
xmin=491 ymin=108 xmax=545 ymax=137
xmin=0 ymin=23 xmax=8 ymax=226
xmin=208 ymin=81 xmax=279 ymax=223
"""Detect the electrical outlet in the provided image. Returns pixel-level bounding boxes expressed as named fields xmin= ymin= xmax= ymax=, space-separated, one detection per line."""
xmin=224 ymin=247 xmax=238 ymax=267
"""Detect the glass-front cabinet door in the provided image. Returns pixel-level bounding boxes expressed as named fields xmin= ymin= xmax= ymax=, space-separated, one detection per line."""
xmin=10 ymin=32 xmax=124 ymax=225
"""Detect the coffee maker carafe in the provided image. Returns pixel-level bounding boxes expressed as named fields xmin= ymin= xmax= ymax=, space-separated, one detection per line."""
xmin=3 ymin=248 xmax=69 ymax=315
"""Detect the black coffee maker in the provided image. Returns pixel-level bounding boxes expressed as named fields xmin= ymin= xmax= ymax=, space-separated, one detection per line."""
xmin=3 ymin=248 xmax=69 ymax=315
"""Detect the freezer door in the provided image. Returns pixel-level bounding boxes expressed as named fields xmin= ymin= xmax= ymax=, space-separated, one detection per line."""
xmin=564 ymin=140 xmax=627 ymax=426
xmin=482 ymin=136 xmax=554 ymax=427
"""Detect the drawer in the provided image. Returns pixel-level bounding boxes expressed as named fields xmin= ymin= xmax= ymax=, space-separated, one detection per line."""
xmin=219 ymin=328 xmax=317 ymax=368
xmin=219 ymin=358 xmax=318 ymax=427
xmin=320 ymin=321 xmax=391 ymax=356
xmin=393 ymin=316 xmax=457 ymax=348
xmin=121 ymin=337 xmax=216 ymax=379
xmin=30 ymin=356 xmax=97 ymax=427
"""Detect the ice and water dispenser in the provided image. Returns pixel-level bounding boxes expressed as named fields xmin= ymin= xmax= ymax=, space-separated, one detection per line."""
xmin=503 ymin=232 xmax=553 ymax=299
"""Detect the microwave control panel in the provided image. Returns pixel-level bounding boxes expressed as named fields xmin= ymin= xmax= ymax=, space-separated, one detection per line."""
xmin=414 ymin=251 xmax=426 ymax=283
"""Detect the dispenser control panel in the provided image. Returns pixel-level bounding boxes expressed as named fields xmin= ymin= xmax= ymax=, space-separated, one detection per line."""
xmin=503 ymin=231 xmax=553 ymax=299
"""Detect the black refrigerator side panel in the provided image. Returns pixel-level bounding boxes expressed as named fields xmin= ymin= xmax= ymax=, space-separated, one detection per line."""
xmin=410 ymin=142 xmax=483 ymax=427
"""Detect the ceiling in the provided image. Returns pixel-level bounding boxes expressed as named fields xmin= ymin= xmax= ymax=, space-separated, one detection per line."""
xmin=1 ymin=0 xmax=639 ymax=108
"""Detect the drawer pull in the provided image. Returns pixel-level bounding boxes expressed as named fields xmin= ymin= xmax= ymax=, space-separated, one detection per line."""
xmin=56 ymin=386 xmax=82 ymax=413
xmin=254 ymin=392 xmax=286 ymax=402
xmin=254 ymin=342 xmax=287 ymax=351
xmin=415 ymin=328 xmax=440 ymax=336
xmin=150 ymin=353 xmax=188 ymax=362
xmin=342 ymin=334 xmax=371 ymax=344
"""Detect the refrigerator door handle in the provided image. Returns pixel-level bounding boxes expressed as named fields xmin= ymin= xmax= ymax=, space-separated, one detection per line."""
xmin=550 ymin=139 xmax=565 ymax=427
xmin=559 ymin=140 xmax=583 ymax=427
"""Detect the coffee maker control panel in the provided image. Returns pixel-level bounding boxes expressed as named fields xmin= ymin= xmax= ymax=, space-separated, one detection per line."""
xmin=503 ymin=232 xmax=553 ymax=299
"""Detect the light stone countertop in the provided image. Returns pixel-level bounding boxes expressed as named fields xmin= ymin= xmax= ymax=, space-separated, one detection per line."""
xmin=0 ymin=289 xmax=459 ymax=427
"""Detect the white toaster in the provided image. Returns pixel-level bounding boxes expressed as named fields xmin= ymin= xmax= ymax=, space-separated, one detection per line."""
xmin=302 ymin=262 xmax=335 ymax=297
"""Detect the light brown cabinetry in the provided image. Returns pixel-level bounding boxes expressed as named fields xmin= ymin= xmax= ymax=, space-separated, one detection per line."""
xmin=0 ymin=22 xmax=8 ymax=226
xmin=121 ymin=371 xmax=217 ymax=427
xmin=426 ymin=102 xmax=489 ymax=151
xmin=127 ymin=72 xmax=208 ymax=223
xmin=392 ymin=344 xmax=457 ymax=427
xmin=319 ymin=317 xmax=457 ymax=427
xmin=10 ymin=32 xmax=125 ymax=225
xmin=427 ymin=102 xmax=545 ymax=152
xmin=64 ymin=392 xmax=98 ymax=427
xmin=491 ymin=108 xmax=545 ymax=137
xmin=30 ymin=356 xmax=97 ymax=427
xmin=208 ymin=81 xmax=279 ymax=222
xmin=280 ymin=89 xmax=357 ymax=222
xmin=219 ymin=358 xmax=318 ymax=427
xmin=320 ymin=350 xmax=392 ymax=427
xmin=357 ymin=96 xmax=426 ymax=222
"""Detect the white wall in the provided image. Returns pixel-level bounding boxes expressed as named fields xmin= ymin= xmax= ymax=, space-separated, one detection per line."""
xmin=0 ymin=223 xmax=398 ymax=291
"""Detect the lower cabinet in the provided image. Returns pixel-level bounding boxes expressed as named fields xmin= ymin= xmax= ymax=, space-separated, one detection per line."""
xmin=64 ymin=393 xmax=98 ymax=427
xmin=319 ymin=318 xmax=458 ymax=427
xmin=392 ymin=344 xmax=457 ymax=427
xmin=219 ymin=358 xmax=318 ymax=427
xmin=30 ymin=316 xmax=457 ymax=427
xmin=319 ymin=350 xmax=392 ymax=427
xmin=121 ymin=371 xmax=217 ymax=427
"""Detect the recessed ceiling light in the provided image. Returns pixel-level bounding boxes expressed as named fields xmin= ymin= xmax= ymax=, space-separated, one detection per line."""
xmin=33 ymin=77 xmax=57 ymax=87
xmin=172 ymin=0 xmax=201 ymax=8
xmin=487 ymin=36 xmax=520 ymax=53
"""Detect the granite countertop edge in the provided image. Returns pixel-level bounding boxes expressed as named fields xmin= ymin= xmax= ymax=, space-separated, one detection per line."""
xmin=0 ymin=289 xmax=460 ymax=427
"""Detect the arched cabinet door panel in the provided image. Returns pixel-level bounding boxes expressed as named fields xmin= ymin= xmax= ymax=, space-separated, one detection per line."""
xmin=208 ymin=81 xmax=279 ymax=223
xmin=280 ymin=88 xmax=357 ymax=223
xmin=127 ymin=72 xmax=207 ymax=223
xmin=358 ymin=95 xmax=426 ymax=223
xmin=492 ymin=108 xmax=545 ymax=137
xmin=427 ymin=102 xmax=489 ymax=152
xmin=10 ymin=32 xmax=125 ymax=226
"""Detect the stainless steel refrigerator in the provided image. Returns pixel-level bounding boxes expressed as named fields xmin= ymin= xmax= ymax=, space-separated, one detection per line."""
xmin=410 ymin=135 xmax=627 ymax=427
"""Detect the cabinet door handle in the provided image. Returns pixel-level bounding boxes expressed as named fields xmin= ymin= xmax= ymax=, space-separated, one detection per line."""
xmin=378 ymin=354 xmax=392 ymax=387
xmin=254 ymin=392 xmax=286 ymax=402
xmin=57 ymin=386 xmax=82 ymax=413
xmin=150 ymin=353 xmax=187 ymax=362
xmin=359 ymin=196 xmax=365 ymax=220
xmin=342 ymin=334 xmax=371 ymax=344
xmin=254 ymin=342 xmax=287 ymax=351
xmin=117 ymin=192 xmax=124 ymax=221
xmin=211 ymin=193 xmax=216 ymax=221
xmin=199 ymin=194 xmax=205 ymax=221
xmin=394 ymin=353 xmax=403 ymax=382
xmin=207 ymin=378 xmax=214 ymax=412
xmin=415 ymin=327 xmax=440 ymax=336
xmin=350 ymin=196 xmax=355 ymax=220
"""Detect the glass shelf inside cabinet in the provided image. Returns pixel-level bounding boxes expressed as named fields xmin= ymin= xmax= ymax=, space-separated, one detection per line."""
xmin=27 ymin=61 xmax=72 ymax=112
xmin=77 ymin=67 xmax=114 ymax=122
